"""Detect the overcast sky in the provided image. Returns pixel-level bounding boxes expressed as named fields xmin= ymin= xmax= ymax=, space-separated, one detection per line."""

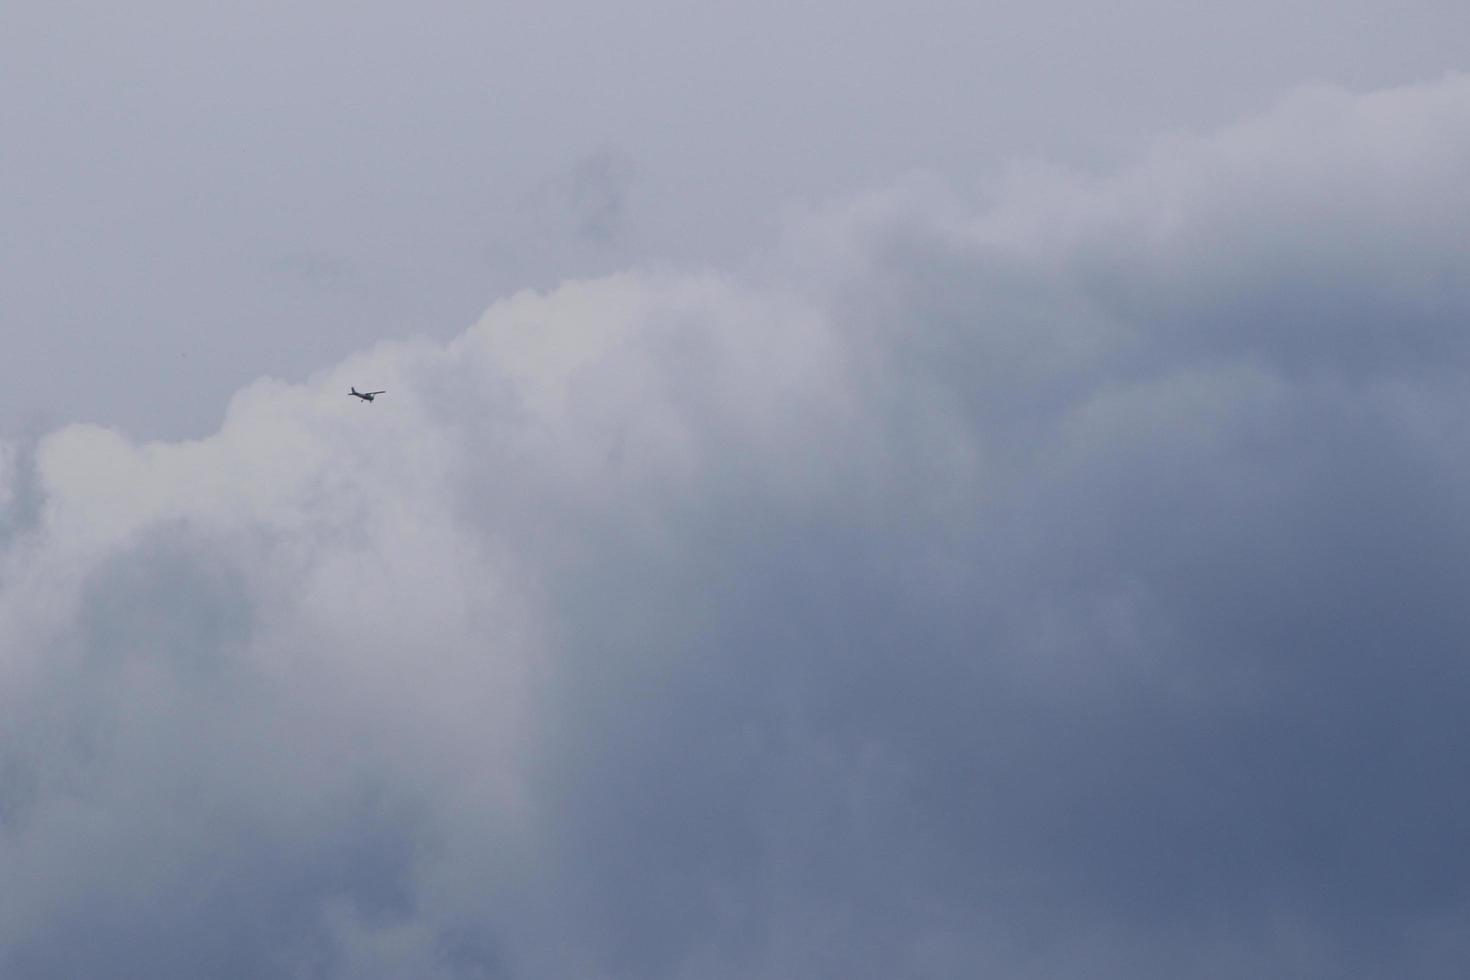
xmin=4 ymin=4 xmax=1470 ymax=979
xmin=3 ymin=0 xmax=1469 ymax=438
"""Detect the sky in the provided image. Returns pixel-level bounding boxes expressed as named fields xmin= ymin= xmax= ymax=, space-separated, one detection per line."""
xmin=3 ymin=4 xmax=1470 ymax=979
xmin=3 ymin=0 xmax=1469 ymax=438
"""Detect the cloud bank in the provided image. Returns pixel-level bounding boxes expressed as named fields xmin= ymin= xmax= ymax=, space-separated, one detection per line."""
xmin=4 ymin=75 xmax=1470 ymax=978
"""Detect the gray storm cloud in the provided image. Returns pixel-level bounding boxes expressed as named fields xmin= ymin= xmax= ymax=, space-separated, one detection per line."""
xmin=4 ymin=75 xmax=1470 ymax=978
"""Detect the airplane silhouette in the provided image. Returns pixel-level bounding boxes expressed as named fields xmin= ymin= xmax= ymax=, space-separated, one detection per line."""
xmin=349 ymin=387 xmax=386 ymax=402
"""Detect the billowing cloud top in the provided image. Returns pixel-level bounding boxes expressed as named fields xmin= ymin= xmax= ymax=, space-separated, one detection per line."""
xmin=4 ymin=75 xmax=1470 ymax=978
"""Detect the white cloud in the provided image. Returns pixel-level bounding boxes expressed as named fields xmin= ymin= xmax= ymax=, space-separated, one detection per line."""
xmin=5 ymin=75 xmax=1470 ymax=978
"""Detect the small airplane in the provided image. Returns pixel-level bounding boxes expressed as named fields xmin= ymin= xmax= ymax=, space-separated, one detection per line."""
xmin=349 ymin=387 xmax=386 ymax=402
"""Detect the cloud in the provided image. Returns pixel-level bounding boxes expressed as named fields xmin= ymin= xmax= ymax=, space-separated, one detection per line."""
xmin=563 ymin=148 xmax=638 ymax=243
xmin=4 ymin=74 xmax=1470 ymax=978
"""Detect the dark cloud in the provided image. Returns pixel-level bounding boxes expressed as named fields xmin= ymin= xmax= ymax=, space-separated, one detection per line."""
xmin=4 ymin=76 xmax=1470 ymax=978
xmin=565 ymin=148 xmax=637 ymax=244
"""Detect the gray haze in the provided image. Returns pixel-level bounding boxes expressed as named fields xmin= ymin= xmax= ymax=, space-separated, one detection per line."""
xmin=3 ymin=0 xmax=1468 ymax=438
xmin=4 ymin=71 xmax=1470 ymax=977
